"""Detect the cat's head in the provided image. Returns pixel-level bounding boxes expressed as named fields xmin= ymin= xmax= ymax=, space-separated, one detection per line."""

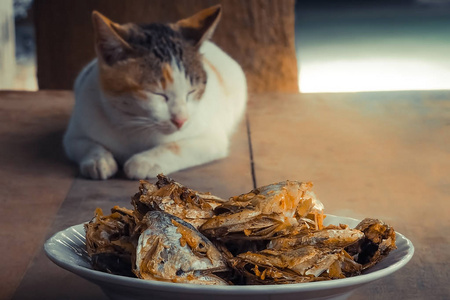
xmin=92 ymin=6 xmax=222 ymax=133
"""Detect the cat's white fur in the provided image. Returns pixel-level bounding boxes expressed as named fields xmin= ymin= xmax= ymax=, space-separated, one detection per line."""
xmin=63 ymin=41 xmax=247 ymax=179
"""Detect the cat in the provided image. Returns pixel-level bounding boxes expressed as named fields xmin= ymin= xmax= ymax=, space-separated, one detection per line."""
xmin=63 ymin=5 xmax=247 ymax=180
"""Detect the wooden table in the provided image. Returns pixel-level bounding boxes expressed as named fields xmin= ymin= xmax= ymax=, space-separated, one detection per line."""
xmin=1 ymin=90 xmax=449 ymax=300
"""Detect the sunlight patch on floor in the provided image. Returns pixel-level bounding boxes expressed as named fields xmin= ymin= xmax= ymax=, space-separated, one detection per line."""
xmin=295 ymin=6 xmax=450 ymax=93
xmin=299 ymin=57 xmax=450 ymax=93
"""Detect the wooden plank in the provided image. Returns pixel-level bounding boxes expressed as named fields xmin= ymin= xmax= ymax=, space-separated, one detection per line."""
xmin=0 ymin=91 xmax=76 ymax=300
xmin=247 ymin=91 xmax=450 ymax=299
xmin=34 ymin=0 xmax=297 ymax=92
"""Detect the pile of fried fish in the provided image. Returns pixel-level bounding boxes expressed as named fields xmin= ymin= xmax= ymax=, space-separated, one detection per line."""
xmin=85 ymin=175 xmax=396 ymax=285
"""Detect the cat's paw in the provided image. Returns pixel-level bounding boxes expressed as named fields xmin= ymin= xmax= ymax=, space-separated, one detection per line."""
xmin=80 ymin=153 xmax=118 ymax=180
xmin=124 ymin=156 xmax=163 ymax=179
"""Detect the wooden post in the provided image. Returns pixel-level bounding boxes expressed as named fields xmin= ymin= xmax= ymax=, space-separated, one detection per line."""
xmin=34 ymin=0 xmax=298 ymax=92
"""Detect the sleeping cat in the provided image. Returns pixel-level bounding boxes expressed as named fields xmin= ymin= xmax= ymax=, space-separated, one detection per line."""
xmin=63 ymin=5 xmax=247 ymax=180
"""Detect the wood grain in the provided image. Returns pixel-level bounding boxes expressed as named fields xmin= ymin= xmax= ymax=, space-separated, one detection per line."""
xmin=0 ymin=91 xmax=76 ymax=300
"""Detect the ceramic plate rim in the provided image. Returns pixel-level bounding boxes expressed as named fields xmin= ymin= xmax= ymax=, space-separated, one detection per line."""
xmin=44 ymin=215 xmax=414 ymax=295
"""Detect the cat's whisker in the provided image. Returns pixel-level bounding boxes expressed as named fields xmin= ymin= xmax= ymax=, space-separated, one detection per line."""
xmin=122 ymin=124 xmax=155 ymax=133
xmin=117 ymin=117 xmax=156 ymax=130
xmin=120 ymin=120 xmax=162 ymax=134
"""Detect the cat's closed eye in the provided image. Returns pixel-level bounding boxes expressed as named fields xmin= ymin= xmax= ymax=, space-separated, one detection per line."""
xmin=187 ymin=90 xmax=196 ymax=101
xmin=150 ymin=92 xmax=169 ymax=102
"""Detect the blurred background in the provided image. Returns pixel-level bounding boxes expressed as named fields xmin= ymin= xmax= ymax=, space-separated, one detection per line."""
xmin=1 ymin=0 xmax=450 ymax=93
xmin=295 ymin=0 xmax=450 ymax=92
xmin=0 ymin=0 xmax=36 ymax=90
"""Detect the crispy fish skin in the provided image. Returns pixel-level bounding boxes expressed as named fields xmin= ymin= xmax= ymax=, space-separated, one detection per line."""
xmin=200 ymin=181 xmax=324 ymax=240
xmin=131 ymin=174 xmax=226 ymax=228
xmin=84 ymin=206 xmax=137 ymax=277
xmin=268 ymin=227 xmax=365 ymax=250
xmin=134 ymin=211 xmax=229 ymax=285
xmin=345 ymin=218 xmax=397 ymax=269
xmin=230 ymin=245 xmax=361 ymax=284
xmin=84 ymin=177 xmax=397 ymax=285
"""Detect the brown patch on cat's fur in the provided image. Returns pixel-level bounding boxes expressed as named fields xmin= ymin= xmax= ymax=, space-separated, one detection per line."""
xmin=166 ymin=142 xmax=180 ymax=155
xmin=99 ymin=61 xmax=146 ymax=98
xmin=161 ymin=63 xmax=174 ymax=89
xmin=92 ymin=11 xmax=134 ymax=65
xmin=176 ymin=5 xmax=222 ymax=47
xmin=203 ymin=57 xmax=228 ymax=96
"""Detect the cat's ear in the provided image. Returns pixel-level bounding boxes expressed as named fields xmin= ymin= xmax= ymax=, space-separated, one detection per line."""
xmin=92 ymin=11 xmax=132 ymax=65
xmin=175 ymin=5 xmax=222 ymax=47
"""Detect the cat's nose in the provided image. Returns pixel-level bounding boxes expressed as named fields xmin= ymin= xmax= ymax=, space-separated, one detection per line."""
xmin=171 ymin=117 xmax=187 ymax=129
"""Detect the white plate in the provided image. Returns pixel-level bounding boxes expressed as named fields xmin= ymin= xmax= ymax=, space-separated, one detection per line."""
xmin=44 ymin=215 xmax=414 ymax=300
